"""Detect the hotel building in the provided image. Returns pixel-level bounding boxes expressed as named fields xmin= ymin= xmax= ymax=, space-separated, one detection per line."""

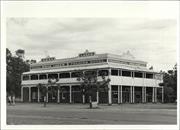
xmin=21 ymin=50 xmax=164 ymax=104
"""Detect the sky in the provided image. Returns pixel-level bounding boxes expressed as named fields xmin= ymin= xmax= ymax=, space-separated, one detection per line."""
xmin=6 ymin=2 xmax=178 ymax=72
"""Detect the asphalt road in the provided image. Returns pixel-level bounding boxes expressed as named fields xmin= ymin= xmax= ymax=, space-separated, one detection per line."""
xmin=7 ymin=103 xmax=177 ymax=125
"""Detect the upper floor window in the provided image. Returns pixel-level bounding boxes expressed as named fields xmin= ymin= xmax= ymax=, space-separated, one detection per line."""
xmin=146 ymin=73 xmax=154 ymax=79
xmin=48 ymin=73 xmax=58 ymax=79
xmin=39 ymin=74 xmax=47 ymax=80
xmin=111 ymin=69 xmax=118 ymax=76
xmin=31 ymin=75 xmax=38 ymax=80
xmin=23 ymin=75 xmax=29 ymax=80
xmin=122 ymin=70 xmax=131 ymax=77
xmin=134 ymin=72 xmax=143 ymax=78
xmin=59 ymin=73 xmax=70 ymax=78
xmin=98 ymin=70 xmax=109 ymax=76
xmin=71 ymin=72 xmax=81 ymax=78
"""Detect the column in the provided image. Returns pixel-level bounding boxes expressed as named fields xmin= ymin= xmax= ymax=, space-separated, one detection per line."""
xmin=21 ymin=86 xmax=23 ymax=102
xmin=96 ymin=91 xmax=99 ymax=104
xmin=46 ymin=87 xmax=48 ymax=103
xmin=142 ymin=87 xmax=144 ymax=103
xmin=144 ymin=87 xmax=146 ymax=103
xmin=29 ymin=87 xmax=31 ymax=102
xmin=118 ymin=85 xmax=120 ymax=104
xmin=162 ymin=87 xmax=164 ymax=103
xmin=132 ymin=86 xmax=134 ymax=103
xmin=82 ymin=94 xmax=85 ymax=104
xmin=120 ymin=86 xmax=122 ymax=103
xmin=69 ymin=85 xmax=72 ymax=103
xmin=154 ymin=87 xmax=157 ymax=103
xmin=37 ymin=87 xmax=40 ymax=102
xmin=108 ymin=84 xmax=112 ymax=105
xmin=152 ymin=87 xmax=155 ymax=103
xmin=57 ymin=89 xmax=60 ymax=103
xmin=130 ymin=86 xmax=133 ymax=103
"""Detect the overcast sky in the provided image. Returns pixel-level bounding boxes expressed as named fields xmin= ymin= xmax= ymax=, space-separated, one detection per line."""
xmin=6 ymin=3 xmax=178 ymax=72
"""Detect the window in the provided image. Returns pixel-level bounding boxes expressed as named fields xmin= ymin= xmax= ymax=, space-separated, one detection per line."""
xmin=134 ymin=72 xmax=143 ymax=78
xmin=59 ymin=73 xmax=70 ymax=78
xmin=111 ymin=69 xmax=118 ymax=76
xmin=146 ymin=73 xmax=153 ymax=79
xmin=48 ymin=73 xmax=58 ymax=79
xmin=31 ymin=75 xmax=38 ymax=80
xmin=71 ymin=72 xmax=81 ymax=78
xmin=98 ymin=70 xmax=109 ymax=76
xmin=122 ymin=70 xmax=131 ymax=77
xmin=23 ymin=75 xmax=29 ymax=80
xmin=39 ymin=74 xmax=47 ymax=80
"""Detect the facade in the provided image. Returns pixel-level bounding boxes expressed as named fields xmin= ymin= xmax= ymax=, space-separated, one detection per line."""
xmin=21 ymin=50 xmax=164 ymax=104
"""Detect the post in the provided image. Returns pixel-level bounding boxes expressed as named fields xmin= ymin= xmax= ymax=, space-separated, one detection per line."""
xmin=21 ymin=86 xmax=23 ymax=102
xmin=152 ymin=87 xmax=155 ymax=103
xmin=120 ymin=85 xmax=122 ymax=103
xmin=29 ymin=87 xmax=31 ymax=102
xmin=142 ymin=87 xmax=144 ymax=103
xmin=133 ymin=86 xmax=135 ymax=103
xmin=57 ymin=89 xmax=60 ymax=103
xmin=82 ymin=94 xmax=85 ymax=104
xmin=155 ymin=87 xmax=157 ymax=103
xmin=108 ymin=84 xmax=112 ymax=105
xmin=162 ymin=87 xmax=164 ymax=103
xmin=46 ymin=87 xmax=48 ymax=103
xmin=130 ymin=86 xmax=132 ymax=103
xmin=37 ymin=87 xmax=40 ymax=102
xmin=96 ymin=91 xmax=99 ymax=104
xmin=69 ymin=85 xmax=72 ymax=103
xmin=118 ymin=85 xmax=120 ymax=104
xmin=144 ymin=87 xmax=146 ymax=103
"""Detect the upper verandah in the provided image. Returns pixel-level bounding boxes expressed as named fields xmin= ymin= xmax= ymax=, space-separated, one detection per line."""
xmin=30 ymin=50 xmax=147 ymax=71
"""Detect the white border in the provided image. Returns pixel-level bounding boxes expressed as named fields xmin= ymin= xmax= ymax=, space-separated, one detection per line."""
xmin=1 ymin=1 xmax=179 ymax=130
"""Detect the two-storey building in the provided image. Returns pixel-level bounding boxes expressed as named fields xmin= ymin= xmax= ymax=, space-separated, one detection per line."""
xmin=21 ymin=50 xmax=164 ymax=104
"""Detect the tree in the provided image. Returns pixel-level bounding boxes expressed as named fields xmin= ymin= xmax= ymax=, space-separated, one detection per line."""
xmin=6 ymin=48 xmax=29 ymax=98
xmin=159 ymin=64 xmax=177 ymax=103
xmin=77 ymin=70 xmax=110 ymax=109
xmin=15 ymin=49 xmax=25 ymax=59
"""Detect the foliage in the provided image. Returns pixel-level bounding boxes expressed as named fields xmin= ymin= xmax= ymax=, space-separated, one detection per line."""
xmin=6 ymin=48 xmax=29 ymax=97
xmin=159 ymin=64 xmax=177 ymax=103
xmin=76 ymin=70 xmax=110 ymax=108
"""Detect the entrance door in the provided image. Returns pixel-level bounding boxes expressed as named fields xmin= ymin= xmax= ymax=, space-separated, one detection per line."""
xmin=122 ymin=86 xmax=130 ymax=103
xmin=72 ymin=86 xmax=82 ymax=103
xmin=60 ymin=86 xmax=70 ymax=103
xmin=112 ymin=85 xmax=118 ymax=104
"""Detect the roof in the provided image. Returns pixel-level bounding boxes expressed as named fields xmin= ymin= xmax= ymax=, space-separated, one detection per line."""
xmin=23 ymin=63 xmax=156 ymax=75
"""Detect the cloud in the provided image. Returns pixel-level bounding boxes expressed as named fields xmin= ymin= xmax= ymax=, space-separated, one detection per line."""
xmin=6 ymin=18 xmax=177 ymax=71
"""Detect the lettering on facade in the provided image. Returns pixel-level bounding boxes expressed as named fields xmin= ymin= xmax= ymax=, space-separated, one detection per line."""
xmin=78 ymin=50 xmax=95 ymax=57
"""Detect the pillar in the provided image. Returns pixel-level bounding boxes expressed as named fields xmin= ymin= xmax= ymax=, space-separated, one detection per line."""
xmin=37 ymin=87 xmax=40 ymax=102
xmin=154 ymin=87 xmax=157 ymax=103
xmin=46 ymin=87 xmax=48 ymax=103
xmin=82 ymin=94 xmax=85 ymax=104
xmin=96 ymin=91 xmax=99 ymax=103
xmin=120 ymin=86 xmax=122 ymax=103
xmin=29 ymin=87 xmax=31 ymax=102
xmin=162 ymin=87 xmax=164 ymax=103
xmin=69 ymin=85 xmax=72 ymax=103
xmin=118 ymin=85 xmax=120 ymax=104
xmin=57 ymin=89 xmax=60 ymax=103
xmin=130 ymin=86 xmax=133 ymax=103
xmin=152 ymin=87 xmax=155 ymax=103
xmin=142 ymin=87 xmax=144 ymax=103
xmin=144 ymin=87 xmax=146 ymax=103
xmin=108 ymin=84 xmax=112 ymax=105
xmin=132 ymin=86 xmax=135 ymax=103
xmin=21 ymin=86 xmax=23 ymax=102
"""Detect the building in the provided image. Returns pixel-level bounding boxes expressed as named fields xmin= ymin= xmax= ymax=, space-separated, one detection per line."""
xmin=21 ymin=50 xmax=164 ymax=104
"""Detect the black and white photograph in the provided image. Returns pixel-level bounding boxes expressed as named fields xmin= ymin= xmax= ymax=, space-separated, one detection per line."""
xmin=1 ymin=1 xmax=179 ymax=130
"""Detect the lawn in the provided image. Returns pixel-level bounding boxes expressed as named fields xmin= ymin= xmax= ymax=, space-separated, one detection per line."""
xmin=7 ymin=103 xmax=177 ymax=125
